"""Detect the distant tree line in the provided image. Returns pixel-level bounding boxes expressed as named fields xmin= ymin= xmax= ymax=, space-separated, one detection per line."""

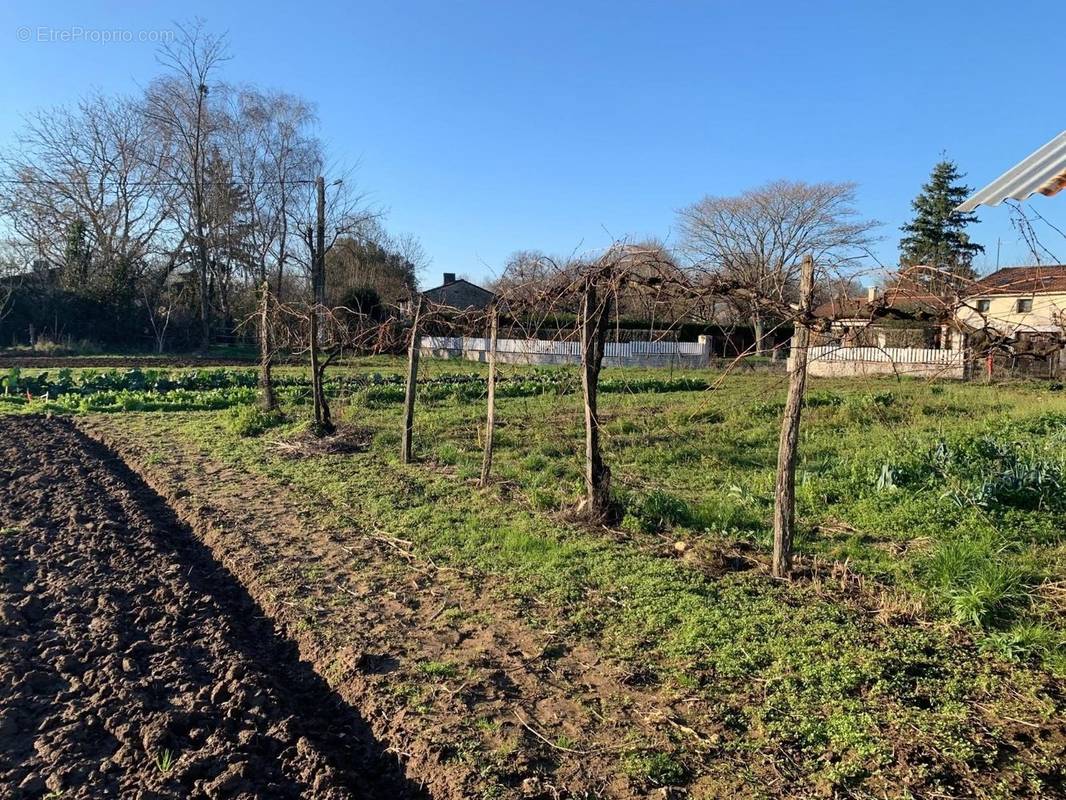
xmin=0 ymin=20 xmax=425 ymax=352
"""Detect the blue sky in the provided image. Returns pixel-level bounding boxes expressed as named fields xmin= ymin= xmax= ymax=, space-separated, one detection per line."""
xmin=2 ymin=1 xmax=1065 ymax=285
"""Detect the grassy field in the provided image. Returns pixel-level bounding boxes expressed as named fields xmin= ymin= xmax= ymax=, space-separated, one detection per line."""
xmin=3 ymin=358 xmax=1064 ymax=796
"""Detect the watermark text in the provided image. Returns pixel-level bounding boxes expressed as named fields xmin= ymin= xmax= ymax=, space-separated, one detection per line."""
xmin=17 ymin=26 xmax=174 ymax=44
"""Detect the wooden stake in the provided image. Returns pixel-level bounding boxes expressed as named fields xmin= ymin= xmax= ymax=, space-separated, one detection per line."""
xmin=258 ymin=281 xmax=276 ymax=411
xmin=772 ymin=254 xmax=815 ymax=578
xmin=479 ymin=307 xmax=498 ymax=487
xmin=400 ymin=297 xmax=422 ymax=464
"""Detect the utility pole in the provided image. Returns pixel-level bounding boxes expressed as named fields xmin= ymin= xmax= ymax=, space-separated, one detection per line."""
xmin=315 ymin=175 xmax=326 ymax=308
xmin=772 ymin=254 xmax=815 ymax=579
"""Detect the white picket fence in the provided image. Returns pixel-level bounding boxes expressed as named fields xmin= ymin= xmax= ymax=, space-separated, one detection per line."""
xmin=805 ymin=345 xmax=965 ymax=378
xmin=808 ymin=346 xmax=962 ymax=365
xmin=422 ymin=336 xmax=709 ymax=366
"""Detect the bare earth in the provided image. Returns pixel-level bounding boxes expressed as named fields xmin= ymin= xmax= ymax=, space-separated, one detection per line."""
xmin=0 ymin=416 xmax=421 ymax=799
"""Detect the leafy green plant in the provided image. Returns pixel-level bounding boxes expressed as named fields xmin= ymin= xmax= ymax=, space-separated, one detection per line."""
xmin=226 ymin=405 xmax=287 ymax=437
xmin=155 ymin=748 xmax=176 ymax=774
xmin=621 ymin=750 xmax=687 ymax=787
xmin=627 ymin=490 xmax=695 ymax=533
xmin=417 ymin=660 xmax=457 ymax=679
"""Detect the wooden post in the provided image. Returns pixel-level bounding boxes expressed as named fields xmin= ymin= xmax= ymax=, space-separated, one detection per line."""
xmin=258 ymin=281 xmax=276 ymax=411
xmin=580 ymin=278 xmax=612 ymax=520
xmin=314 ymin=176 xmax=326 ymax=308
xmin=772 ymin=254 xmax=815 ymax=579
xmin=479 ymin=308 xmax=498 ymax=487
xmin=400 ymin=297 xmax=422 ymax=464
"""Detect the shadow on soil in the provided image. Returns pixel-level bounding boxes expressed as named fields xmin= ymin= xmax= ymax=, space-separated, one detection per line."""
xmin=0 ymin=415 xmax=429 ymax=799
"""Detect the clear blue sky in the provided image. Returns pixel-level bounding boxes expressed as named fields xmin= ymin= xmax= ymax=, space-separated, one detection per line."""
xmin=2 ymin=1 xmax=1065 ymax=286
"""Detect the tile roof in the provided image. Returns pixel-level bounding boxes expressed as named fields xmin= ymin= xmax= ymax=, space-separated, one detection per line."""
xmin=813 ymin=287 xmax=948 ymax=321
xmin=972 ymin=265 xmax=1066 ymax=295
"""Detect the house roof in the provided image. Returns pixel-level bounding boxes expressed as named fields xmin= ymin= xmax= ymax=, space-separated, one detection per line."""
xmin=420 ymin=277 xmax=496 ymax=309
xmin=957 ymin=130 xmax=1066 ymax=212
xmin=813 ymin=287 xmax=947 ymax=322
xmin=971 ymin=265 xmax=1066 ymax=295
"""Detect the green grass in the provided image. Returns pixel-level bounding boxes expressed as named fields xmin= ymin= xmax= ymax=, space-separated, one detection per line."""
xmin=225 ymin=404 xmax=288 ymax=437
xmin=6 ymin=359 xmax=1064 ymax=795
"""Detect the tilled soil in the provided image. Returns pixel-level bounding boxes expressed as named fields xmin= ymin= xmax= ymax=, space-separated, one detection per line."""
xmin=0 ymin=416 xmax=422 ymax=799
xmin=81 ymin=417 xmax=691 ymax=799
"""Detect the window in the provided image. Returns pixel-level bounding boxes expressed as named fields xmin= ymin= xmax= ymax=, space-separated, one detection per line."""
xmin=976 ymin=299 xmax=990 ymax=313
xmin=1016 ymin=298 xmax=1033 ymax=314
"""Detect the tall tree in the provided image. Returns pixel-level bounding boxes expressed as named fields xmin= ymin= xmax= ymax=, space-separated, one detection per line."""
xmin=678 ymin=180 xmax=878 ymax=354
xmin=0 ymin=94 xmax=176 ymax=294
xmin=899 ymin=160 xmax=984 ymax=291
xmin=223 ymin=88 xmax=319 ymax=297
xmin=144 ymin=20 xmax=230 ymax=350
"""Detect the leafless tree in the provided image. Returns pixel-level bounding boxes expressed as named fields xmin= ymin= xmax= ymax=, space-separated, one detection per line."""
xmin=678 ymin=179 xmax=879 ymax=353
xmin=223 ymin=87 xmax=319 ymax=298
xmin=291 ymin=169 xmax=377 ymax=286
xmin=0 ymin=94 xmax=177 ymax=292
xmin=143 ymin=276 xmax=188 ymax=354
xmin=489 ymin=250 xmax=562 ymax=308
xmin=144 ymin=19 xmax=230 ymax=350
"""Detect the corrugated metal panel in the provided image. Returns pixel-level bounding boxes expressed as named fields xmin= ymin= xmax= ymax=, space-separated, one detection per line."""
xmin=957 ymin=130 xmax=1066 ymax=211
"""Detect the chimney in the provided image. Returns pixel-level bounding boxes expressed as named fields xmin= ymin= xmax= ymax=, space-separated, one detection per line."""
xmin=443 ymin=272 xmax=456 ymax=285
xmin=867 ymin=286 xmax=877 ymax=303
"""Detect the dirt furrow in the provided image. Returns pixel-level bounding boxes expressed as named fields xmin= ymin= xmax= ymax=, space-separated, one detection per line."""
xmin=0 ymin=415 xmax=421 ymax=799
xmin=80 ymin=416 xmax=696 ymax=799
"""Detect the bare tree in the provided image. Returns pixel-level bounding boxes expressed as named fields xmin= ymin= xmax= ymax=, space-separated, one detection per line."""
xmin=678 ymin=179 xmax=879 ymax=354
xmin=142 ymin=266 xmax=189 ymax=354
xmin=292 ymin=169 xmax=376 ymax=283
xmin=0 ymin=243 xmax=23 ymax=327
xmin=0 ymin=95 xmax=177 ymax=292
xmin=144 ymin=19 xmax=230 ymax=350
xmin=489 ymin=250 xmax=562 ymax=309
xmin=223 ymin=88 xmax=319 ymax=297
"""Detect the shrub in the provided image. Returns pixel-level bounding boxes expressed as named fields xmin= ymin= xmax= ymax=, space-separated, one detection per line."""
xmin=627 ymin=491 xmax=695 ymax=533
xmin=226 ymin=405 xmax=287 ymax=437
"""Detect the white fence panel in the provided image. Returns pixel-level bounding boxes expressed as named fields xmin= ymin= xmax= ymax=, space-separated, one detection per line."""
xmin=809 ymin=346 xmax=962 ymax=365
xmin=421 ymin=335 xmax=709 ymax=367
xmin=804 ymin=345 xmax=966 ymax=379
